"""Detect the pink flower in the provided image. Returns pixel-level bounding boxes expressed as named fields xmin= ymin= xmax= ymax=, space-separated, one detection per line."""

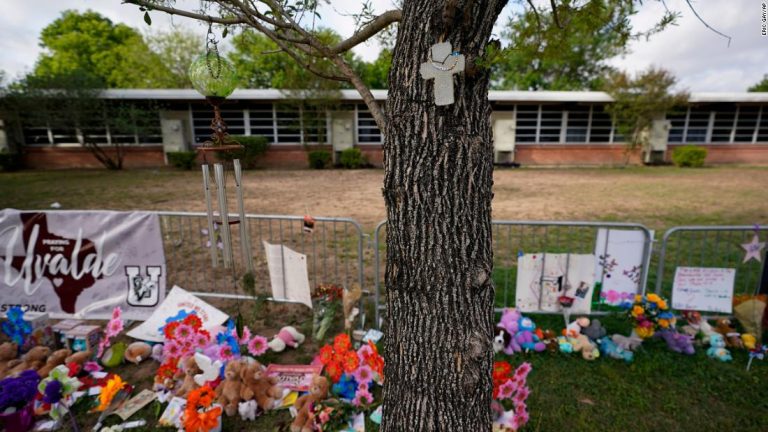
xmin=111 ymin=307 xmax=122 ymax=321
xmin=513 ymin=386 xmax=530 ymax=406
xmin=497 ymin=379 xmax=517 ymax=400
xmin=240 ymin=326 xmax=252 ymax=345
xmin=163 ymin=340 xmax=181 ymax=358
xmin=318 ymin=409 xmax=331 ymax=424
xmin=357 ymin=383 xmax=368 ymax=392
xmin=352 ymin=365 xmax=374 ymax=386
xmin=247 ymin=335 xmax=269 ymax=357
xmin=107 ymin=319 xmax=124 ymax=337
xmin=357 ymin=344 xmax=373 ymax=360
xmin=97 ymin=339 xmax=110 ymax=358
xmin=174 ymin=324 xmax=193 ymax=341
xmin=84 ymin=361 xmax=102 ymax=373
xmin=194 ymin=333 xmax=210 ymax=349
xmin=516 ymin=405 xmax=530 ymax=428
xmin=218 ymin=344 xmax=234 ymax=361
xmin=352 ymin=388 xmax=373 ymax=406
xmin=514 ymin=362 xmax=532 ymax=381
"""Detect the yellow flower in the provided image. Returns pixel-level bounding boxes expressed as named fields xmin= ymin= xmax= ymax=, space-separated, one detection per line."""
xmin=631 ymin=306 xmax=644 ymax=318
xmin=659 ymin=319 xmax=669 ymax=328
xmin=657 ymin=300 xmax=668 ymax=310
xmin=97 ymin=375 xmax=125 ymax=412
xmin=647 ymin=294 xmax=661 ymax=303
xmin=635 ymin=294 xmax=642 ymax=303
xmin=635 ymin=326 xmax=654 ymax=339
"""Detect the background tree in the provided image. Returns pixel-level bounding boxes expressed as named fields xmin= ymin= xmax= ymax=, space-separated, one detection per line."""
xmin=748 ymin=74 xmax=768 ymax=92
xmin=145 ymin=27 xmax=205 ymax=88
xmin=353 ymin=49 xmax=392 ymax=89
xmin=492 ymin=0 xmax=675 ymax=90
xmin=603 ymin=67 xmax=688 ymax=161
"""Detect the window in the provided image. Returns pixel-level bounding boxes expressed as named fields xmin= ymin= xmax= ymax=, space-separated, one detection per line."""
xmin=667 ymin=111 xmax=686 ymax=143
xmin=565 ymin=105 xmax=590 ymax=143
xmin=514 ymin=105 xmax=538 ymax=143
xmin=685 ymin=107 xmax=709 ymax=143
xmin=711 ymin=105 xmax=736 ymax=142
xmin=357 ymin=104 xmax=383 ymax=143
xmin=274 ymin=104 xmax=302 ymax=143
xmin=248 ymin=103 xmax=275 ymax=142
xmin=539 ymin=105 xmax=563 ymax=143
xmin=192 ymin=103 xmax=245 ymax=144
xmin=734 ymin=106 xmax=760 ymax=142
xmin=589 ymin=106 xmax=612 ymax=143
xmin=758 ymin=108 xmax=768 ymax=142
xmin=301 ymin=105 xmax=329 ymax=144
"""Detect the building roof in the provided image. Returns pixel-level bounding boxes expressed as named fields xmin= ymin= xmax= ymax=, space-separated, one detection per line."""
xmin=99 ymin=88 xmax=768 ymax=103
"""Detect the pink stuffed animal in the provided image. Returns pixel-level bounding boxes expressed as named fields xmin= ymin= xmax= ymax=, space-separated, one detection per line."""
xmin=268 ymin=326 xmax=305 ymax=352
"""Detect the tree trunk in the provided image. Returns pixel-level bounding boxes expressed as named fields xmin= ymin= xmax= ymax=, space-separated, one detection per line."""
xmin=382 ymin=1 xmax=506 ymax=430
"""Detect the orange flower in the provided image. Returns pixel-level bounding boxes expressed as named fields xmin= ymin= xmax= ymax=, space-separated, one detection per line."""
xmin=183 ymin=314 xmax=203 ymax=329
xmin=318 ymin=345 xmax=334 ymax=365
xmin=493 ymin=361 xmax=512 ymax=381
xmin=342 ymin=350 xmax=359 ymax=373
xmin=325 ymin=360 xmax=343 ymax=383
xmin=188 ymin=386 xmax=216 ymax=409
xmin=97 ymin=375 xmax=125 ymax=411
xmin=333 ymin=334 xmax=352 ymax=354
xmin=183 ymin=405 xmax=221 ymax=432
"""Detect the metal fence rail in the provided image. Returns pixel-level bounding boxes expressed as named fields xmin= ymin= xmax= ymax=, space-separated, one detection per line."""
xmin=373 ymin=220 xmax=654 ymax=327
xmin=654 ymin=225 xmax=768 ymax=300
xmin=158 ymin=212 xmax=364 ymax=300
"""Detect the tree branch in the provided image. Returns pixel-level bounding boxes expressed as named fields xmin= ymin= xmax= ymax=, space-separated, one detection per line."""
xmin=329 ymin=9 xmax=402 ymax=54
xmin=122 ymin=0 xmax=247 ymax=25
xmin=684 ymin=0 xmax=731 ymax=46
xmin=549 ymin=0 xmax=562 ymax=29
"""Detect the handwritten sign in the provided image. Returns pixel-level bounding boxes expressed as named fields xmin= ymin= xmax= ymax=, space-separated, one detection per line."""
xmin=265 ymin=364 xmax=323 ymax=392
xmin=672 ymin=267 xmax=736 ymax=313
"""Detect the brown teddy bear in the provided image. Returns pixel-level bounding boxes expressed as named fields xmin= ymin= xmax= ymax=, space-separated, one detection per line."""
xmin=240 ymin=361 xmax=284 ymax=411
xmin=65 ymin=349 xmax=92 ymax=369
xmin=571 ymin=335 xmax=599 ymax=361
xmin=715 ymin=318 xmax=745 ymax=349
xmin=174 ymin=356 xmax=201 ymax=398
xmin=124 ymin=342 xmax=152 ymax=365
xmin=0 ymin=342 xmax=20 ymax=379
xmin=37 ymin=348 xmax=72 ymax=378
xmin=541 ymin=329 xmax=559 ymax=353
xmin=290 ymin=375 xmax=329 ymax=432
xmin=8 ymin=346 xmax=51 ymax=376
xmin=215 ymin=359 xmax=243 ymax=416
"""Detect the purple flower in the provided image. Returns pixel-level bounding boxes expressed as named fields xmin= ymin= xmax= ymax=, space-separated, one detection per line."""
xmin=43 ymin=380 xmax=63 ymax=404
xmin=0 ymin=369 xmax=40 ymax=411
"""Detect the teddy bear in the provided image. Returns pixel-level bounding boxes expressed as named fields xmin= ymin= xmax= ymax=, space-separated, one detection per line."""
xmin=216 ymin=359 xmax=244 ymax=416
xmin=291 ymin=375 xmax=329 ymax=432
xmin=65 ymin=349 xmax=92 ymax=369
xmin=124 ymin=342 xmax=152 ymax=365
xmin=598 ymin=338 xmax=633 ymax=363
xmin=240 ymin=361 xmax=285 ymax=411
xmin=582 ymin=319 xmax=607 ymax=342
xmin=571 ymin=335 xmax=599 ymax=360
xmin=612 ymin=332 xmax=643 ymax=351
xmin=514 ymin=316 xmax=545 ymax=352
xmin=714 ymin=318 xmax=744 ymax=349
xmin=37 ymin=348 xmax=72 ymax=378
xmin=655 ymin=329 xmax=695 ymax=355
xmin=681 ymin=311 xmax=717 ymax=345
xmin=174 ymin=356 xmax=202 ymax=398
xmin=541 ymin=330 xmax=559 ymax=353
xmin=707 ymin=334 xmax=732 ymax=362
xmin=564 ymin=317 xmax=590 ymax=338
xmin=8 ymin=345 xmax=51 ymax=376
xmin=268 ymin=326 xmax=306 ymax=352
xmin=0 ymin=342 xmax=20 ymax=379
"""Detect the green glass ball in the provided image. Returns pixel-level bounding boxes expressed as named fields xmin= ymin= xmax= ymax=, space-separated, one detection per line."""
xmin=188 ymin=53 xmax=239 ymax=98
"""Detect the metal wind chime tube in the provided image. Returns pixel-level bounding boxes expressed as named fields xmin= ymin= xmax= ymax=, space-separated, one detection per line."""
xmin=233 ymin=159 xmax=254 ymax=272
xmin=202 ymin=164 xmax=219 ymax=268
xmin=214 ymin=163 xmax=234 ymax=269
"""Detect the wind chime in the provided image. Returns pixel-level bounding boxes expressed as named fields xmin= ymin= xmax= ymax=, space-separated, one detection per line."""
xmin=188 ymin=25 xmax=253 ymax=273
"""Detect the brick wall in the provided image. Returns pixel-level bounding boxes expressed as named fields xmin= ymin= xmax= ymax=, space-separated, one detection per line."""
xmin=514 ymin=144 xmax=643 ymax=166
xmin=23 ymin=146 xmax=165 ymax=169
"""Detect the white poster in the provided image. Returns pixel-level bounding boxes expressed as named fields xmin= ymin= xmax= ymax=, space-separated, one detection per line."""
xmin=263 ymin=241 xmax=312 ymax=309
xmin=0 ymin=210 xmax=166 ymax=320
xmin=594 ymin=229 xmax=647 ymax=306
xmin=127 ymin=285 xmax=228 ymax=342
xmin=516 ymin=253 xmax=596 ymax=314
xmin=672 ymin=267 xmax=735 ymax=313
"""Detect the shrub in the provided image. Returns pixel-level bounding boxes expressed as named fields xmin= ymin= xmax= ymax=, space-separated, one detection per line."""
xmin=0 ymin=151 xmax=23 ymax=172
xmin=308 ymin=150 xmax=331 ymax=169
xmin=671 ymin=145 xmax=707 ymax=168
xmin=167 ymin=151 xmax=198 ymax=170
xmin=217 ymin=135 xmax=270 ymax=169
xmin=339 ymin=148 xmax=366 ymax=169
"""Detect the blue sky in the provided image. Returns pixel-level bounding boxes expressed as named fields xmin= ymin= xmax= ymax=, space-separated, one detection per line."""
xmin=0 ymin=0 xmax=764 ymax=92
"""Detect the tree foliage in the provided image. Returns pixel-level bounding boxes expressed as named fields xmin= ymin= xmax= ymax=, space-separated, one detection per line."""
xmin=603 ymin=67 xmax=688 ymax=152
xmin=492 ymin=0 xmax=677 ymax=90
xmin=145 ymin=27 xmax=204 ymax=88
xmin=748 ymin=74 xmax=768 ymax=92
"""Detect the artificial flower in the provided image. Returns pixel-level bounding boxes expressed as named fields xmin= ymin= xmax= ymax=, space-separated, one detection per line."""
xmin=217 ymin=344 xmax=235 ymax=361
xmin=247 ymin=335 xmax=269 ymax=357
xmin=174 ymin=324 xmax=194 ymax=341
xmin=631 ymin=306 xmax=644 ymax=318
xmin=239 ymin=326 xmax=252 ymax=345
xmin=352 ymin=386 xmax=373 ymax=406
xmin=352 ymin=365 xmax=374 ymax=385
xmin=84 ymin=361 xmax=103 ymax=373
xmin=493 ymin=361 xmax=513 ymax=381
xmin=38 ymin=365 xmax=82 ymax=420
xmin=319 ymin=345 xmax=334 ymax=365
xmin=647 ymin=293 xmax=661 ymax=303
xmin=184 ymin=386 xmax=221 ymax=432
xmin=325 ymin=361 xmax=343 ymax=383
xmin=333 ymin=334 xmax=352 ymax=353
xmin=1 ymin=306 xmax=32 ymax=346
xmin=0 ymin=369 xmax=40 ymax=411
xmin=332 ymin=373 xmax=358 ymax=400
xmin=342 ymin=349 xmax=360 ymax=373
xmin=97 ymin=375 xmax=126 ymax=411
xmin=497 ymin=379 xmax=517 ymax=400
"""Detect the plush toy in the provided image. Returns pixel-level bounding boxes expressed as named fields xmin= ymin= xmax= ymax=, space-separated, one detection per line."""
xmin=707 ymin=334 xmax=732 ymax=362
xmin=612 ymin=332 xmax=643 ymax=351
xmin=291 ymin=375 xmax=329 ymax=432
xmin=681 ymin=311 xmax=717 ymax=345
xmin=240 ymin=361 xmax=284 ymax=411
xmin=571 ymin=335 xmax=599 ymax=360
xmin=151 ymin=344 xmax=164 ymax=363
xmin=655 ymin=330 xmax=695 ymax=355
xmin=0 ymin=342 xmax=19 ymax=379
xmin=714 ymin=318 xmax=744 ymax=349
xmin=216 ymin=359 xmax=244 ymax=416
xmin=124 ymin=342 xmax=152 ymax=365
xmin=238 ymin=399 xmax=258 ymax=421
xmin=556 ymin=336 xmax=573 ymax=354
xmin=598 ymin=338 xmax=633 ymax=363
xmin=742 ymin=333 xmax=757 ymax=350
xmin=9 ymin=345 xmax=51 ymax=376
xmin=37 ymin=348 xmax=72 ymax=378
xmin=582 ymin=319 xmax=607 ymax=342
xmin=174 ymin=356 xmax=202 ymax=398
xmin=514 ymin=316 xmax=546 ymax=352
xmin=541 ymin=330 xmax=559 ymax=353
xmin=268 ymin=326 xmax=306 ymax=352
xmin=343 ymin=284 xmax=363 ymax=331
xmin=65 ymin=349 xmax=92 ymax=369
xmin=564 ymin=317 xmax=590 ymax=338
xmin=493 ymin=328 xmax=512 ymax=354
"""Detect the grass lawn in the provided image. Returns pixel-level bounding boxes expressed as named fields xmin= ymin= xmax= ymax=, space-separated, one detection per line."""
xmin=2 ymin=166 xmax=768 ymax=431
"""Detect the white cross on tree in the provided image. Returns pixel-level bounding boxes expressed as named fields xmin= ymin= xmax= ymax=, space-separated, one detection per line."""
xmin=419 ymin=42 xmax=465 ymax=106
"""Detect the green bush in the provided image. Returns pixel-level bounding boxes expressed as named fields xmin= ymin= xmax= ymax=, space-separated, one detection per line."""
xmin=167 ymin=151 xmax=198 ymax=170
xmin=671 ymin=145 xmax=707 ymax=168
xmin=308 ymin=150 xmax=331 ymax=169
xmin=339 ymin=147 xmax=366 ymax=169
xmin=0 ymin=151 xmax=23 ymax=172
xmin=217 ymin=135 xmax=270 ymax=169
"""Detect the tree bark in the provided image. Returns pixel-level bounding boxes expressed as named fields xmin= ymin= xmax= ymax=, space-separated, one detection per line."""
xmin=382 ymin=0 xmax=507 ymax=430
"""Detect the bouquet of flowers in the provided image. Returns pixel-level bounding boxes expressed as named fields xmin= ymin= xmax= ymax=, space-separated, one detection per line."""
xmin=183 ymin=386 xmax=222 ymax=432
xmin=98 ymin=307 xmax=124 ymax=359
xmin=0 ymin=370 xmax=40 ymax=414
xmin=156 ymin=312 xmax=211 ymax=385
xmin=625 ymin=294 xmax=673 ymax=339
xmin=312 ymin=284 xmax=344 ymax=341
xmin=492 ymin=361 xmax=532 ymax=432
xmin=1 ymin=306 xmax=32 ymax=346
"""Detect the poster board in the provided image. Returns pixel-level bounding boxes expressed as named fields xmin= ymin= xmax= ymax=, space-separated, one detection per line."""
xmin=263 ymin=242 xmax=312 ymax=309
xmin=516 ymin=253 xmax=596 ymax=314
xmin=594 ymin=228 xmax=647 ymax=306
xmin=672 ymin=267 xmax=736 ymax=313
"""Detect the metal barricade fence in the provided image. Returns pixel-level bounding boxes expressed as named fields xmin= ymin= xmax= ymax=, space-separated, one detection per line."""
xmin=157 ymin=212 xmax=365 ymax=301
xmin=373 ymin=220 xmax=654 ymax=327
xmin=654 ymin=225 xmax=768 ymax=300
